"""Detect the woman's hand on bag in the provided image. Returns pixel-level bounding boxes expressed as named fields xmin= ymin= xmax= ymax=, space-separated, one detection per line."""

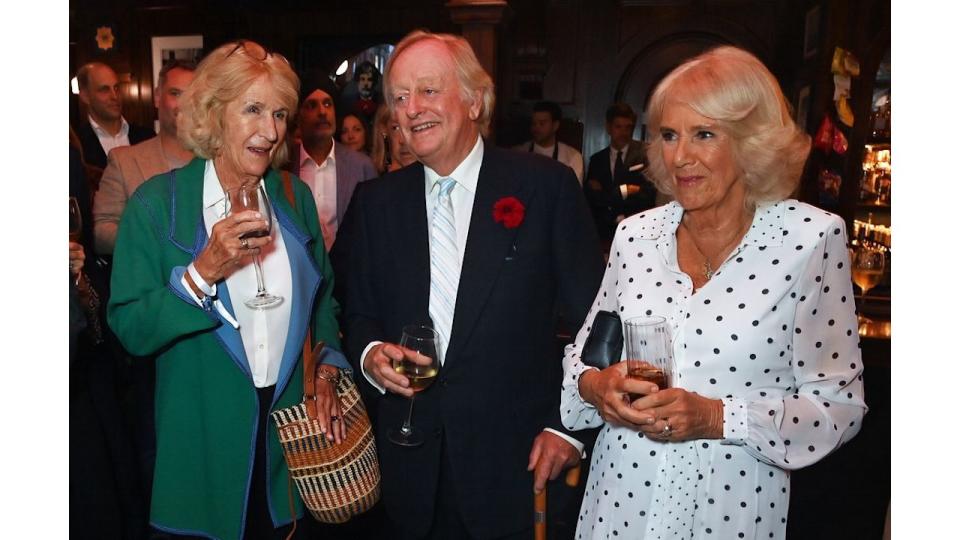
xmin=630 ymin=388 xmax=724 ymax=442
xmin=193 ymin=210 xmax=271 ymax=284
xmin=578 ymin=363 xmax=660 ymax=430
xmin=315 ymin=365 xmax=345 ymax=444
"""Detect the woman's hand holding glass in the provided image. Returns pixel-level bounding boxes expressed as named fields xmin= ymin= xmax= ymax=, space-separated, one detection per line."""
xmin=629 ymin=388 xmax=724 ymax=441
xmin=192 ymin=208 xmax=271 ymax=287
xmin=578 ymin=363 xmax=661 ymax=429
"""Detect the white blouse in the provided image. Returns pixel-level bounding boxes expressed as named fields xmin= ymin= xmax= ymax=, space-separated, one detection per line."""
xmin=561 ymin=200 xmax=867 ymax=540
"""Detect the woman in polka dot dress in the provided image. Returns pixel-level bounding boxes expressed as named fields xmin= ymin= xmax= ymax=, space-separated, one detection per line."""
xmin=560 ymin=46 xmax=867 ymax=540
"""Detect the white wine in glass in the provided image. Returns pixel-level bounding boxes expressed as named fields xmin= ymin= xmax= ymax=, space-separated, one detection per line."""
xmin=225 ymin=183 xmax=283 ymax=309
xmin=388 ymin=325 xmax=440 ymax=447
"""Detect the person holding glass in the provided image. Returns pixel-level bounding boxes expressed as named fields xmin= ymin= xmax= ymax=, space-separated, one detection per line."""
xmin=107 ymin=40 xmax=350 ymax=540
xmin=560 ymin=46 xmax=867 ymax=539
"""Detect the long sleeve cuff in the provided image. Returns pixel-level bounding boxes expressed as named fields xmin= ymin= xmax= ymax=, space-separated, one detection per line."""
xmin=174 ymin=264 xmax=239 ymax=329
xmin=544 ymin=428 xmax=586 ymax=458
xmin=720 ymin=396 xmax=748 ymax=446
xmin=360 ymin=340 xmax=386 ymax=394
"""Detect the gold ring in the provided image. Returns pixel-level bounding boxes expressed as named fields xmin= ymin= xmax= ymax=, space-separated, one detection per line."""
xmin=240 ymin=237 xmax=250 ymax=250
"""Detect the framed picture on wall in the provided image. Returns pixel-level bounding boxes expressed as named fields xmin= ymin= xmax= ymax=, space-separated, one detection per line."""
xmin=803 ymin=6 xmax=820 ymax=59
xmin=151 ymin=35 xmax=204 ymax=89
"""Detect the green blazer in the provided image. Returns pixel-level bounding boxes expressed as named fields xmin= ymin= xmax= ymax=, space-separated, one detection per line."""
xmin=108 ymin=158 xmax=348 ymax=540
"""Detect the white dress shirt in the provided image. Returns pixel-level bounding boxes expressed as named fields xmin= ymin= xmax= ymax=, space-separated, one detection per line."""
xmin=181 ymin=160 xmax=294 ymax=388
xmin=89 ymin=115 xmax=131 ymax=157
xmin=361 ymin=136 xmax=585 ymax=454
xmin=521 ymin=140 xmax=585 ymax=185
xmin=299 ymin=143 xmax=339 ymax=250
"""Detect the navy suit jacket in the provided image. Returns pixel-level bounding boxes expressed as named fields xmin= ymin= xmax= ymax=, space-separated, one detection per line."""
xmin=339 ymin=144 xmax=604 ymax=539
xmin=584 ymin=139 xmax=656 ymax=241
xmin=74 ymin=119 xmax=155 ymax=170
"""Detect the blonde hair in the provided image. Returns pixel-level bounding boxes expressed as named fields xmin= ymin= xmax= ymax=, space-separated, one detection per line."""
xmin=645 ymin=46 xmax=811 ymax=207
xmin=370 ymin=104 xmax=392 ymax=174
xmin=383 ymin=30 xmax=495 ymax=137
xmin=178 ymin=40 xmax=299 ymax=169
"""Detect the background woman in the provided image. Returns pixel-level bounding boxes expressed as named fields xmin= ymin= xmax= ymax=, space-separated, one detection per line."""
xmin=339 ymin=112 xmax=369 ymax=154
xmin=369 ymin=104 xmax=416 ymax=174
xmin=560 ymin=46 xmax=866 ymax=539
xmin=108 ymin=40 xmax=350 ymax=540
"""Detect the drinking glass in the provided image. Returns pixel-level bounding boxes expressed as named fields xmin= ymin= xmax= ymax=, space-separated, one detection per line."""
xmin=623 ymin=316 xmax=673 ymax=401
xmin=69 ymin=197 xmax=82 ymax=243
xmin=851 ymin=244 xmax=886 ymax=323
xmin=69 ymin=197 xmax=83 ymax=285
xmin=388 ymin=325 xmax=441 ymax=447
xmin=225 ymin=183 xmax=283 ymax=309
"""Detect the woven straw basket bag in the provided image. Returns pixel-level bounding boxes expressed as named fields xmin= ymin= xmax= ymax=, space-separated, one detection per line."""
xmin=271 ymin=339 xmax=381 ymax=524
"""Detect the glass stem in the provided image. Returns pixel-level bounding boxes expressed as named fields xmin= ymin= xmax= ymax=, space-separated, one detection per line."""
xmin=252 ymin=255 xmax=268 ymax=295
xmin=400 ymin=395 xmax=416 ymax=436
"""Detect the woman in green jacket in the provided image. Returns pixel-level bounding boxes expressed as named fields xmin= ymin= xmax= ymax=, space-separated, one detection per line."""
xmin=108 ymin=40 xmax=348 ymax=540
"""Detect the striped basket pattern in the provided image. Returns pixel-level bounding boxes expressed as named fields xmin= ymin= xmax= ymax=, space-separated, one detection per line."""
xmin=271 ymin=375 xmax=381 ymax=524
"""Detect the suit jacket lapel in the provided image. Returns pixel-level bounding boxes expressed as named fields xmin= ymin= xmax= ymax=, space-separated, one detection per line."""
xmin=447 ymin=149 xmax=530 ymax=364
xmin=400 ymin=165 xmax=432 ymax=326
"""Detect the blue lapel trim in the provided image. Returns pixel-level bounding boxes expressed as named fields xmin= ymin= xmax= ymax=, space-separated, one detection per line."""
xmin=270 ymin=200 xmax=321 ymax=406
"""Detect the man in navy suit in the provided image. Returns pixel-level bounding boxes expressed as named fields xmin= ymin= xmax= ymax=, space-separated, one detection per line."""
xmin=584 ymin=102 xmax=656 ymax=245
xmin=339 ymin=30 xmax=604 ymax=539
xmin=286 ymin=74 xmax=377 ymax=251
xmin=73 ymin=62 xmax=155 ymax=172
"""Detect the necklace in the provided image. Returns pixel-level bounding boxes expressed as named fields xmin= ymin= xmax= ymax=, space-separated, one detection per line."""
xmin=681 ymin=215 xmax=752 ymax=281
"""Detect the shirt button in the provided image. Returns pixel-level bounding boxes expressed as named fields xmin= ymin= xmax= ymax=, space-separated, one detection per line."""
xmin=258 ymin=344 xmax=265 ymax=350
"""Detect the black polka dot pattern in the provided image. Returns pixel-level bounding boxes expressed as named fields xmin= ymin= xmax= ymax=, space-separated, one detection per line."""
xmin=560 ymin=201 xmax=867 ymax=540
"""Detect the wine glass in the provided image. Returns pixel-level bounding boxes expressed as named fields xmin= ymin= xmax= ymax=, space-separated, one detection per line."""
xmin=224 ymin=183 xmax=283 ymax=309
xmin=69 ymin=197 xmax=82 ymax=243
xmin=69 ymin=197 xmax=82 ymax=285
xmin=851 ymin=243 xmax=886 ymax=323
xmin=623 ymin=316 xmax=674 ymax=401
xmin=388 ymin=325 xmax=441 ymax=447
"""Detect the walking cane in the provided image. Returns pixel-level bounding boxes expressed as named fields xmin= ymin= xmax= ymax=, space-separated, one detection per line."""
xmin=535 ymin=464 xmax=581 ymax=540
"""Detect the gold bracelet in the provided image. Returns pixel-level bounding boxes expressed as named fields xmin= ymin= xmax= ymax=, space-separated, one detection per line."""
xmin=316 ymin=367 xmax=339 ymax=384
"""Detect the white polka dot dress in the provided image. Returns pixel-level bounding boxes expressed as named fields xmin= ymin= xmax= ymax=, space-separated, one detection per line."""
xmin=560 ymin=200 xmax=867 ymax=539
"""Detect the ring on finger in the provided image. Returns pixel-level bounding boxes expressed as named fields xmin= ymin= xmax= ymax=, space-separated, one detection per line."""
xmin=330 ymin=415 xmax=340 ymax=422
xmin=660 ymin=422 xmax=672 ymax=437
xmin=240 ymin=237 xmax=250 ymax=250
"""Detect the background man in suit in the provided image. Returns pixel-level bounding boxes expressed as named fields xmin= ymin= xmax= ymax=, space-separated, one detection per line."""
xmin=340 ymin=30 xmax=604 ymax=539
xmin=74 ymin=62 xmax=155 ymax=173
xmin=584 ymin=102 xmax=657 ymax=245
xmin=513 ymin=100 xmax=584 ymax=185
xmin=94 ymin=60 xmax=196 ymax=255
xmin=286 ymin=74 xmax=377 ymax=251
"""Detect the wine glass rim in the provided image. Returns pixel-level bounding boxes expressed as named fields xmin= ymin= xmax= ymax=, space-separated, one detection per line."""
xmin=401 ymin=324 xmax=440 ymax=340
xmin=624 ymin=315 xmax=667 ymax=327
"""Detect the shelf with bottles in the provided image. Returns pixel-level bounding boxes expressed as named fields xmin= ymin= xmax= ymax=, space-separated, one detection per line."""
xmin=858 ymin=143 xmax=891 ymax=206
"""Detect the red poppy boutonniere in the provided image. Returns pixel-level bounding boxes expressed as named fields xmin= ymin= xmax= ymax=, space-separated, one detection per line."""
xmin=493 ymin=196 xmax=525 ymax=229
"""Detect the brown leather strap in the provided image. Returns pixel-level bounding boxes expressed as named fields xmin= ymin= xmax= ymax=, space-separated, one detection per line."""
xmin=303 ymin=328 xmax=319 ymax=420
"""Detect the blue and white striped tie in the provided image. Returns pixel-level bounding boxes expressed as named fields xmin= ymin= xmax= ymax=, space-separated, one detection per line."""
xmin=429 ymin=177 xmax=459 ymax=364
